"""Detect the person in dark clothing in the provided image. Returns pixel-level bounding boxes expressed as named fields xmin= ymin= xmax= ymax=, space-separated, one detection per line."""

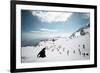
xmin=73 ymin=50 xmax=75 ymax=54
xmin=78 ymin=49 xmax=81 ymax=55
xmin=83 ymin=44 xmax=85 ymax=49
xmin=37 ymin=47 xmax=46 ymax=58
xmin=86 ymin=53 xmax=89 ymax=56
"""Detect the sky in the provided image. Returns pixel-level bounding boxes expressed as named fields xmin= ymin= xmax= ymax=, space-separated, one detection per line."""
xmin=21 ymin=10 xmax=90 ymax=39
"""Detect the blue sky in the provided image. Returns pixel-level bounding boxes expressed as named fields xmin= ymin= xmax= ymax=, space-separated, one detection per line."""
xmin=21 ymin=10 xmax=90 ymax=47
xmin=21 ymin=10 xmax=89 ymax=33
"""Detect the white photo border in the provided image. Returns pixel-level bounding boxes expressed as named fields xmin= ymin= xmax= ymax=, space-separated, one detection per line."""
xmin=11 ymin=1 xmax=97 ymax=72
xmin=16 ymin=4 xmax=94 ymax=69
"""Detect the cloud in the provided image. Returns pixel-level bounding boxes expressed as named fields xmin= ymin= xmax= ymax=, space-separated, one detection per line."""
xmin=30 ymin=31 xmax=41 ymax=33
xmin=82 ymin=13 xmax=90 ymax=19
xmin=22 ymin=31 xmax=72 ymax=40
xmin=30 ymin=28 xmax=58 ymax=33
xmin=31 ymin=11 xmax=72 ymax=23
xmin=40 ymin=28 xmax=58 ymax=32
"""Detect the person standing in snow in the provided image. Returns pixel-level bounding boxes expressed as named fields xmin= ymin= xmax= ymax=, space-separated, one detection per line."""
xmin=67 ymin=50 xmax=69 ymax=55
xmin=83 ymin=44 xmax=85 ymax=49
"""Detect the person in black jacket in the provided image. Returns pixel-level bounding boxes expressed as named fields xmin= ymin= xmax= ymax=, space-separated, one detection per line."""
xmin=37 ymin=47 xmax=46 ymax=58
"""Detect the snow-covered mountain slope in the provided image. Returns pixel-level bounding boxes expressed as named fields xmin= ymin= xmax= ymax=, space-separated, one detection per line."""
xmin=69 ymin=24 xmax=90 ymax=39
xmin=21 ymin=25 xmax=90 ymax=63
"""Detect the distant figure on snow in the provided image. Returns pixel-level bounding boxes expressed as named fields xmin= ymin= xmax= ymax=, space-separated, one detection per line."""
xmin=78 ymin=49 xmax=81 ymax=55
xmin=73 ymin=50 xmax=75 ymax=54
xmin=83 ymin=44 xmax=85 ymax=49
xmin=67 ymin=50 xmax=69 ymax=56
xmin=52 ymin=39 xmax=55 ymax=42
xmin=37 ymin=47 xmax=46 ymax=58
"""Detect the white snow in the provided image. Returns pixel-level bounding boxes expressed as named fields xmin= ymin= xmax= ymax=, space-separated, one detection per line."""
xmin=21 ymin=27 xmax=90 ymax=63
